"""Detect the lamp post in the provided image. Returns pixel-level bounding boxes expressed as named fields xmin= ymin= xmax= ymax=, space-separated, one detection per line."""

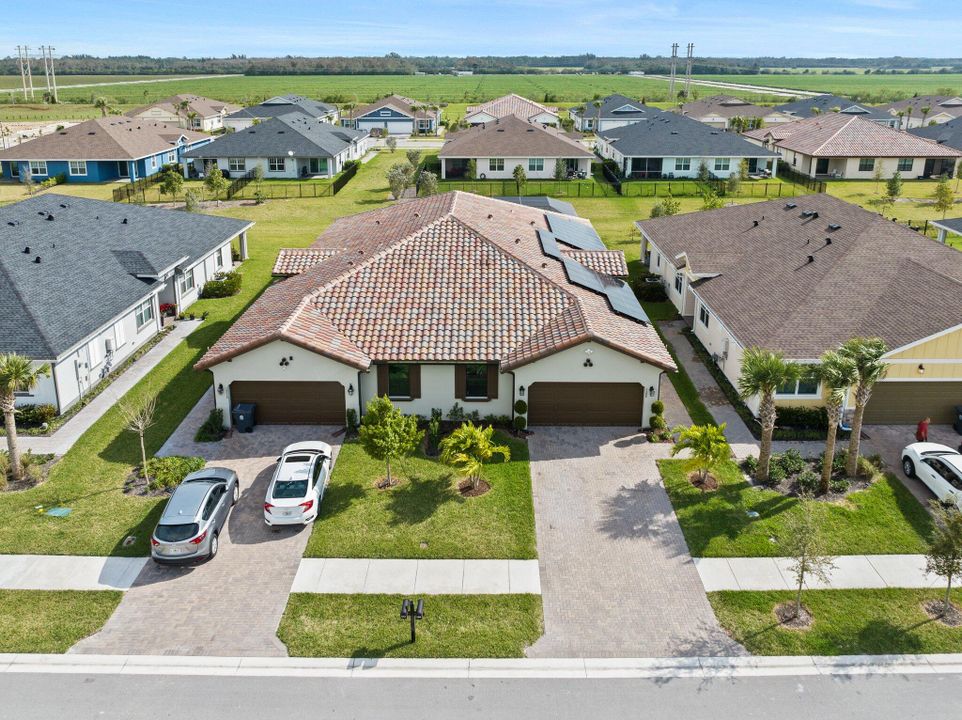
xmin=400 ymin=598 xmax=425 ymax=643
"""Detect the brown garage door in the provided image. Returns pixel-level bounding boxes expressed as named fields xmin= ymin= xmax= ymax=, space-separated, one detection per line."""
xmin=528 ymin=382 xmax=644 ymax=426
xmin=864 ymin=381 xmax=962 ymax=424
xmin=229 ymin=381 xmax=345 ymax=425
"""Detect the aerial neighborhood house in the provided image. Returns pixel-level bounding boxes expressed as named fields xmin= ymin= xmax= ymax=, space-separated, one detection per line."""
xmin=774 ymin=94 xmax=899 ymax=127
xmin=743 ymin=113 xmax=962 ymax=179
xmin=223 ymin=95 xmax=339 ymax=131
xmin=932 ymin=216 xmax=962 ymax=245
xmin=568 ymin=94 xmax=649 ymax=132
xmin=126 ymin=94 xmax=241 ymax=132
xmin=0 ymin=117 xmax=211 ymax=183
xmin=464 ymin=94 xmax=560 ymax=126
xmin=0 ymin=195 xmax=252 ymax=414
xmin=637 ymin=194 xmax=962 ymax=423
xmin=909 ymin=115 xmax=962 ymax=153
xmin=876 ymin=96 xmax=962 ymax=128
xmin=676 ymin=95 xmax=795 ymax=130
xmin=438 ymin=115 xmax=593 ymax=179
xmin=196 ymin=192 xmax=672 ymax=428
xmin=181 ymin=113 xmax=372 ymax=179
xmin=341 ymin=94 xmax=440 ymax=135
xmin=595 ymin=108 xmax=780 ymax=179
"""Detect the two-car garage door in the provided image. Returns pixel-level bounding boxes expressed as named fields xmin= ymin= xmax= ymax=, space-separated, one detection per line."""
xmin=229 ymin=381 xmax=345 ymax=425
xmin=528 ymin=382 xmax=644 ymax=426
xmin=864 ymin=381 xmax=961 ymax=424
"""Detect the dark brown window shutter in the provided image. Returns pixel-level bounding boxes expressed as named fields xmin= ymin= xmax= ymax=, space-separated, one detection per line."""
xmin=454 ymin=365 xmax=466 ymax=399
xmin=409 ymin=364 xmax=421 ymax=399
xmin=377 ymin=365 xmax=388 ymax=396
xmin=487 ymin=364 xmax=499 ymax=399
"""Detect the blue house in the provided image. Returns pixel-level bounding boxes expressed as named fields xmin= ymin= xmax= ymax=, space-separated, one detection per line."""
xmin=0 ymin=117 xmax=212 ymax=183
xmin=342 ymin=94 xmax=440 ymax=135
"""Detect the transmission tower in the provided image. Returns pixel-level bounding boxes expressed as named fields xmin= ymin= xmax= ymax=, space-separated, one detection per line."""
xmin=684 ymin=43 xmax=694 ymax=99
xmin=668 ymin=43 xmax=678 ymax=99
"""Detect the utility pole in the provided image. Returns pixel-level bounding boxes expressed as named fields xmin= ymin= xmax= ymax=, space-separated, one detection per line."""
xmin=47 ymin=46 xmax=59 ymax=103
xmin=24 ymin=45 xmax=35 ymax=100
xmin=16 ymin=46 xmax=29 ymax=101
xmin=668 ymin=43 xmax=678 ymax=100
xmin=40 ymin=45 xmax=52 ymax=100
xmin=684 ymin=43 xmax=694 ymax=99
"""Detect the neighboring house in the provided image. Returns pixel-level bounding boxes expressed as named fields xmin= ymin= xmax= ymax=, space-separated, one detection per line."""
xmin=595 ymin=108 xmax=780 ymax=179
xmin=438 ymin=115 xmax=593 ymax=179
xmin=637 ymin=194 xmax=962 ymax=424
xmin=196 ymin=192 xmax=673 ymax=428
xmin=464 ymin=94 xmax=560 ymax=126
xmin=774 ymin=94 xmax=899 ymax=127
xmin=341 ymin=94 xmax=440 ymax=135
xmin=568 ymin=94 xmax=649 ymax=132
xmin=676 ymin=95 xmax=796 ymax=130
xmin=876 ymin=96 xmax=962 ymax=128
xmin=932 ymin=216 xmax=962 ymax=245
xmin=223 ymin=95 xmax=339 ymax=131
xmin=909 ymin=115 xmax=962 ymax=155
xmin=743 ymin=113 xmax=962 ymax=179
xmin=0 ymin=195 xmax=252 ymax=414
xmin=0 ymin=117 xmax=211 ymax=183
xmin=126 ymin=95 xmax=241 ymax=132
xmin=182 ymin=113 xmax=372 ymax=179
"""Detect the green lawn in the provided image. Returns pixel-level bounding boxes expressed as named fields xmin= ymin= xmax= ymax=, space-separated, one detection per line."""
xmin=0 ymin=590 xmax=121 ymax=653
xmin=648 ymin=319 xmax=716 ymax=427
xmin=0 ymin=153 xmax=396 ymax=556
xmin=279 ymin=594 xmax=543 ymax=658
xmin=710 ymin=589 xmax=962 ymax=656
xmin=305 ymin=434 xmax=536 ymax=559
xmin=660 ymin=459 xmax=933 ymax=557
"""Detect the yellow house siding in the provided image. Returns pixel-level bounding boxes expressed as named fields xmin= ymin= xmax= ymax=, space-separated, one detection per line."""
xmin=883 ymin=363 xmax=962 ymax=380
xmin=888 ymin=327 xmax=962 ymax=362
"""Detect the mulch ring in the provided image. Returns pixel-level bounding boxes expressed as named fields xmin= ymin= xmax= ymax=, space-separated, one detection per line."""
xmin=123 ymin=470 xmax=171 ymax=497
xmin=459 ymin=478 xmax=491 ymax=497
xmin=774 ymin=601 xmax=814 ymax=630
xmin=688 ymin=471 xmax=719 ymax=492
xmin=2 ymin=455 xmax=57 ymax=493
xmin=922 ymin=599 xmax=962 ymax=627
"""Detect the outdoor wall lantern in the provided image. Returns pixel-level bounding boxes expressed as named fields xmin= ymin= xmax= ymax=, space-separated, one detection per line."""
xmin=400 ymin=598 xmax=425 ymax=643
xmin=518 ymin=385 xmax=525 ymax=397
xmin=217 ymin=383 xmax=224 ymax=395
xmin=347 ymin=383 xmax=355 ymax=396
xmin=918 ymin=364 xmax=925 ymax=375
xmin=648 ymin=386 xmax=656 ymax=397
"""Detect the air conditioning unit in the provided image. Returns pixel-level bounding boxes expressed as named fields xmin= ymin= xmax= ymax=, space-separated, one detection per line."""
xmin=105 ymin=338 xmax=114 ymax=353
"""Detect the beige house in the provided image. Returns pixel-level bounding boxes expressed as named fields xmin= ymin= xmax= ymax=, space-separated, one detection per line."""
xmin=637 ymin=194 xmax=962 ymax=423
xmin=876 ymin=96 xmax=962 ymax=128
xmin=677 ymin=95 xmax=795 ymax=130
xmin=126 ymin=95 xmax=240 ymax=132
xmin=464 ymin=94 xmax=560 ymax=126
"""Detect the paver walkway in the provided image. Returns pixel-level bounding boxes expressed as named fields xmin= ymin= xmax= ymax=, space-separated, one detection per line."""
xmin=20 ymin=320 xmax=202 ymax=456
xmin=526 ymin=426 xmax=744 ymax=658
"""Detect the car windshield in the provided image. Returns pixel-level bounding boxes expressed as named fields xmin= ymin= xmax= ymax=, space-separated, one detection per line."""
xmin=273 ymin=480 xmax=309 ymax=499
xmin=284 ymin=454 xmax=313 ymax=464
xmin=155 ymin=523 xmax=200 ymax=542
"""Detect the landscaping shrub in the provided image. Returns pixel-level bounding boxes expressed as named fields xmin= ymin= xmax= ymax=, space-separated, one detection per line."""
xmin=651 ymin=400 xmax=665 ymax=416
xmin=193 ymin=408 xmax=225 ymax=442
xmin=513 ymin=415 xmax=527 ymax=432
xmin=15 ymin=403 xmax=57 ymax=427
xmin=346 ymin=408 xmax=359 ymax=435
xmin=514 ymin=399 xmax=528 ymax=415
xmin=446 ymin=403 xmax=465 ymax=421
xmin=200 ymin=270 xmax=242 ymax=299
xmin=830 ymin=477 xmax=851 ymax=494
xmin=767 ymin=462 xmax=788 ymax=485
xmin=143 ymin=456 xmax=206 ymax=492
xmin=650 ymin=414 xmax=667 ymax=430
xmin=481 ymin=414 xmax=511 ymax=427
xmin=632 ymin=276 xmax=668 ymax=302
xmin=740 ymin=455 xmax=759 ymax=476
xmin=796 ymin=469 xmax=820 ymax=495
xmin=776 ymin=406 xmax=829 ymax=432
xmin=774 ymin=448 xmax=806 ymax=476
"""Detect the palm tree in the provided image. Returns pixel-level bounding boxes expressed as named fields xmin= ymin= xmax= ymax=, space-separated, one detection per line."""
xmin=440 ymin=422 xmax=511 ymax=491
xmin=0 ymin=354 xmax=51 ymax=485
xmin=737 ymin=347 xmax=801 ymax=484
xmin=177 ymin=99 xmax=190 ymax=127
xmin=920 ymin=105 xmax=931 ymax=126
xmin=816 ymin=350 xmax=858 ymax=494
xmin=670 ymin=423 xmax=731 ymax=488
xmin=93 ymin=97 xmax=109 ymax=117
xmin=896 ymin=110 xmax=905 ymax=129
xmin=838 ymin=337 xmax=889 ymax=477
xmin=811 ymin=107 xmax=822 ymax=116
xmin=905 ymin=107 xmax=914 ymax=128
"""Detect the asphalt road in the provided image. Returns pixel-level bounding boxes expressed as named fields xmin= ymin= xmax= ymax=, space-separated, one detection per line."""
xmin=2 ymin=673 xmax=955 ymax=719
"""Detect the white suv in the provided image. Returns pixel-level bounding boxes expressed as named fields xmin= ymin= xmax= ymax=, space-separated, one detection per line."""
xmin=901 ymin=442 xmax=962 ymax=508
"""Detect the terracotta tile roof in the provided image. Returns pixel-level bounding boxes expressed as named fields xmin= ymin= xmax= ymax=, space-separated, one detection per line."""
xmin=562 ymin=250 xmax=628 ymax=277
xmin=465 ymin=94 xmax=559 ymax=122
xmin=637 ymin=194 xmax=962 ymax=359
xmin=743 ymin=113 xmax=962 ymax=158
xmin=197 ymin=192 xmax=673 ymax=372
xmin=127 ymin=94 xmax=240 ymax=119
xmin=439 ymin=115 xmax=593 ymax=159
xmin=272 ymin=247 xmax=342 ymax=276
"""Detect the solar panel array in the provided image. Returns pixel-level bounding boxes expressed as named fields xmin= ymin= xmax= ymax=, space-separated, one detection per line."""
xmin=545 ymin=214 xmax=606 ymax=251
xmin=537 ymin=229 xmax=562 ymax=259
xmin=561 ymin=257 xmax=650 ymax=325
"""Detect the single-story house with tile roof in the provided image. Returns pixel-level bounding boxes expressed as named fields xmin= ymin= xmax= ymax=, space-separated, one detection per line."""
xmin=595 ymin=108 xmax=779 ymax=179
xmin=223 ymin=95 xmax=339 ymax=131
xmin=464 ymin=95 xmax=560 ymax=126
xmin=876 ymin=96 xmax=962 ymax=129
xmin=341 ymin=94 xmax=440 ymax=136
xmin=182 ymin=113 xmax=372 ymax=180
xmin=196 ymin=191 xmax=673 ymax=428
xmin=909 ymin=116 xmax=962 ymax=156
xmin=774 ymin=94 xmax=899 ymax=128
xmin=568 ymin=94 xmax=649 ymax=133
xmin=676 ymin=95 xmax=796 ymax=130
xmin=126 ymin=94 xmax=241 ymax=132
xmin=438 ymin=116 xmax=593 ymax=180
xmin=932 ymin=216 xmax=962 ymax=245
xmin=743 ymin=113 xmax=962 ymax=180
xmin=0 ymin=117 xmax=211 ymax=183
xmin=637 ymin=194 xmax=962 ymax=423
xmin=0 ymin=195 xmax=252 ymax=414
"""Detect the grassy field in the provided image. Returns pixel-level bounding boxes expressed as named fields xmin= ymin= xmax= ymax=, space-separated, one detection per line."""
xmin=279 ymin=594 xmax=543 ymax=657
xmin=0 ymin=590 xmax=121 ymax=653
xmin=710 ymin=589 xmax=962 ymax=655
xmin=305 ymin=435 xmax=536 ymax=559
xmin=660 ymin=459 xmax=933 ymax=557
xmin=688 ymin=73 xmax=962 ymax=101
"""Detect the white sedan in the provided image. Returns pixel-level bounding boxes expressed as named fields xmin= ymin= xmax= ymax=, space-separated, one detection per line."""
xmin=901 ymin=442 xmax=962 ymax=508
xmin=263 ymin=441 xmax=333 ymax=526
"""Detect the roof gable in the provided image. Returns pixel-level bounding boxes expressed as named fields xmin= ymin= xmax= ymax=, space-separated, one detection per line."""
xmin=439 ymin=115 xmax=593 ymax=159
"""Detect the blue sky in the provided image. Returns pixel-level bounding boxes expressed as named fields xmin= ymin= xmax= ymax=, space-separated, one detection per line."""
xmin=3 ymin=0 xmax=959 ymax=58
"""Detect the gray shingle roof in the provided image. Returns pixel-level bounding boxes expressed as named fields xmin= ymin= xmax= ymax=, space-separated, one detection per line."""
xmin=932 ymin=216 xmax=962 ymax=236
xmin=596 ymin=109 xmax=778 ymax=158
xmin=909 ymin=116 xmax=962 ymax=151
xmin=775 ymin=94 xmax=894 ymax=122
xmin=0 ymin=195 xmax=251 ymax=359
xmin=225 ymin=95 xmax=336 ymax=122
xmin=184 ymin=113 xmax=368 ymax=160
xmin=570 ymin=94 xmax=648 ymax=121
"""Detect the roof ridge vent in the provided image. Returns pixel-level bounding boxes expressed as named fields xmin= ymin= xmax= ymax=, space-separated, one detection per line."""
xmin=825 ymin=237 xmax=832 ymax=245
xmin=785 ymin=202 xmax=797 ymax=209
xmin=22 ymin=245 xmax=30 ymax=253
xmin=807 ymin=255 xmax=815 ymax=263
xmin=34 ymin=256 xmax=41 ymax=264
xmin=828 ymin=223 xmax=842 ymax=230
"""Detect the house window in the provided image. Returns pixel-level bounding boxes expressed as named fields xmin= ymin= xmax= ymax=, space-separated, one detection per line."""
xmin=897 ymin=158 xmax=914 ymax=172
xmin=714 ymin=158 xmax=731 ymax=172
xmin=698 ymin=305 xmax=710 ymax=327
xmin=135 ymin=299 xmax=154 ymax=329
xmin=68 ymin=160 xmax=87 ymax=176
xmin=388 ymin=364 xmax=411 ymax=398
xmin=464 ymin=364 xmax=489 ymax=399
xmin=178 ymin=269 xmax=195 ymax=295
xmin=655 ymin=253 xmax=661 ymax=268
xmin=858 ymin=158 xmax=875 ymax=172
xmin=675 ymin=158 xmax=691 ymax=171
xmin=150 ymin=156 xmax=157 ymax=170
xmin=488 ymin=158 xmax=504 ymax=172
xmin=9 ymin=163 xmax=19 ymax=177
xmin=166 ymin=152 xmax=176 ymax=163
xmin=228 ymin=158 xmax=245 ymax=173
xmin=29 ymin=160 xmax=47 ymax=175
xmin=674 ymin=272 xmax=683 ymax=294
xmin=268 ymin=157 xmax=285 ymax=172
xmin=216 ymin=248 xmax=225 ymax=269
xmin=528 ymin=158 xmax=544 ymax=172
xmin=777 ymin=372 xmax=820 ymax=397
xmin=87 ymin=338 xmax=102 ymax=367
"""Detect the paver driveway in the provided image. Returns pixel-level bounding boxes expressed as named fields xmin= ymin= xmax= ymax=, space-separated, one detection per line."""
xmin=71 ymin=421 xmax=341 ymax=657
xmin=526 ymin=427 xmax=743 ymax=658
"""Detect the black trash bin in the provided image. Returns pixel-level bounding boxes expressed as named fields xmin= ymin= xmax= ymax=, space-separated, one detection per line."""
xmin=954 ymin=405 xmax=962 ymax=435
xmin=232 ymin=403 xmax=256 ymax=433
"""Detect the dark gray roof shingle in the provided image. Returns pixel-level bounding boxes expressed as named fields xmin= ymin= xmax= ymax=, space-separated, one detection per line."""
xmin=225 ymin=95 xmax=336 ymax=122
xmin=909 ymin=116 xmax=962 ymax=151
xmin=570 ymin=94 xmax=648 ymax=120
xmin=775 ymin=94 xmax=894 ymax=122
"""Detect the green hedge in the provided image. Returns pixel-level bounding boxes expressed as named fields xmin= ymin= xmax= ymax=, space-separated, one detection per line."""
xmin=200 ymin=270 xmax=242 ymax=299
xmin=143 ymin=455 xmax=206 ymax=491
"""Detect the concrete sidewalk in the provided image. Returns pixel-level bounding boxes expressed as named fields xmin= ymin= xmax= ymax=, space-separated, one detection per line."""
xmin=0 ymin=555 xmax=146 ymax=591
xmin=696 ymin=555 xmax=942 ymax=591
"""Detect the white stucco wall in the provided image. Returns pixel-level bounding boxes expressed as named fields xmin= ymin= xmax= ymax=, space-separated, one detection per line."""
xmin=597 ymin=139 xmax=774 ymax=179
xmin=358 ymin=364 xmax=514 ymax=418
xmin=461 ymin=156 xmax=591 ymax=180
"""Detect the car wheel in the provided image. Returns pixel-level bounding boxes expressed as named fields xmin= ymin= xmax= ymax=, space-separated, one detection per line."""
xmin=232 ymin=483 xmax=240 ymax=506
xmin=902 ymin=457 xmax=916 ymax=478
xmin=209 ymin=532 xmax=219 ymax=560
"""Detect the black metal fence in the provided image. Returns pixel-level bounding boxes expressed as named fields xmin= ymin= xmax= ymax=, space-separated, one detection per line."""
xmin=436 ymin=179 xmax=619 ymax=197
xmin=111 ymin=172 xmax=166 ymax=203
xmin=620 ymin=180 xmax=804 ymax=198
xmin=225 ymin=170 xmax=255 ymax=200
xmin=777 ymin=161 xmax=827 ymax=193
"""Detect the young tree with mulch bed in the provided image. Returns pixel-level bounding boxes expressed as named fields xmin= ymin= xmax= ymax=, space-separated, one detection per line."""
xmin=118 ymin=392 xmax=157 ymax=488
xmin=358 ymin=396 xmax=422 ymax=487
xmin=781 ymin=498 xmax=835 ymax=625
xmin=925 ymin=501 xmax=962 ymax=620
xmin=670 ymin=423 xmax=729 ymax=491
xmin=439 ymin=422 xmax=510 ymax=495
xmin=0 ymin=353 xmax=50 ymax=487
